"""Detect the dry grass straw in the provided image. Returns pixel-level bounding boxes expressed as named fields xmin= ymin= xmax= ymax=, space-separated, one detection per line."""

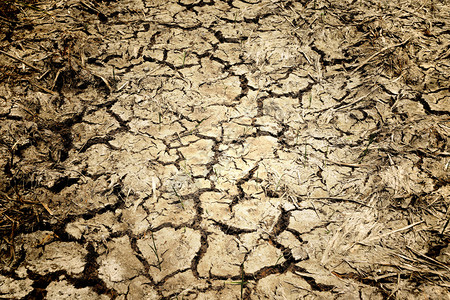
xmin=0 ymin=188 xmax=41 ymax=266
xmin=318 ymin=190 xmax=450 ymax=288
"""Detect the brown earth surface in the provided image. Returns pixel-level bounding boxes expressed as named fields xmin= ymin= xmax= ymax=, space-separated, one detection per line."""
xmin=0 ymin=0 xmax=449 ymax=299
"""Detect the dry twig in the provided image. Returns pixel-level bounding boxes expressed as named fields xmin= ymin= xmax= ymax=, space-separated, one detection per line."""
xmin=0 ymin=49 xmax=41 ymax=72
xmin=350 ymin=39 xmax=411 ymax=75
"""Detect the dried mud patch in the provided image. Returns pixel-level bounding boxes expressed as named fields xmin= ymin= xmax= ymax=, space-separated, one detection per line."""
xmin=1 ymin=0 xmax=449 ymax=298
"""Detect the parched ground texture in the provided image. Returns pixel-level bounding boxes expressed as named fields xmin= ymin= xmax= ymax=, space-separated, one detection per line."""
xmin=0 ymin=0 xmax=449 ymax=299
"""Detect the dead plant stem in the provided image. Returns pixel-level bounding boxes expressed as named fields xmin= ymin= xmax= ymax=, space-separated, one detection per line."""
xmin=351 ymin=38 xmax=410 ymax=75
xmin=0 ymin=50 xmax=41 ymax=71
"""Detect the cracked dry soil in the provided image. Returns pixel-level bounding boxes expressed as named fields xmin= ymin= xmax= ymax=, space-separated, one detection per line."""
xmin=0 ymin=0 xmax=449 ymax=299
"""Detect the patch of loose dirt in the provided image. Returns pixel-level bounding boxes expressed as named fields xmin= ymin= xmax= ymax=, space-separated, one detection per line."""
xmin=1 ymin=0 xmax=449 ymax=299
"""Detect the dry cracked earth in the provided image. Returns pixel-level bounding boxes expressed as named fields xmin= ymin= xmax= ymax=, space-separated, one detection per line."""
xmin=0 ymin=0 xmax=449 ymax=299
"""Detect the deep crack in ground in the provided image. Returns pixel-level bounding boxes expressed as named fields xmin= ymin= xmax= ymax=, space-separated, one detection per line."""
xmin=0 ymin=0 xmax=449 ymax=299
